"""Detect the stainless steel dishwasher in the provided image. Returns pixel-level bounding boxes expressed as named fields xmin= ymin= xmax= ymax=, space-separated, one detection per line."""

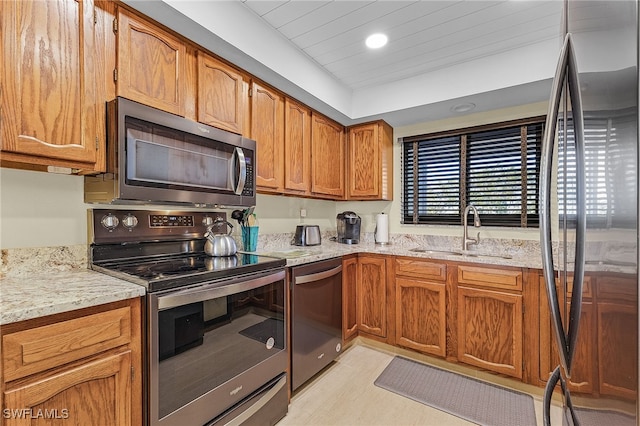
xmin=290 ymin=257 xmax=343 ymax=391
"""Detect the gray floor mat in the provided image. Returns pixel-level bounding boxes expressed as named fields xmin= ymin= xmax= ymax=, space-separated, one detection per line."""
xmin=374 ymin=356 xmax=537 ymax=426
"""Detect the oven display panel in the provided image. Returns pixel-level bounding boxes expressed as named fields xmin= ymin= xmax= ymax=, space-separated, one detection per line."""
xmin=150 ymin=215 xmax=194 ymax=227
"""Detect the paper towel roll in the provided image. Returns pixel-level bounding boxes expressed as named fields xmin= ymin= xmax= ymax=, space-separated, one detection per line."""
xmin=375 ymin=213 xmax=389 ymax=244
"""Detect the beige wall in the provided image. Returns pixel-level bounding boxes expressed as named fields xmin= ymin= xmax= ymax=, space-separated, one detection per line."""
xmin=0 ymin=101 xmax=548 ymax=249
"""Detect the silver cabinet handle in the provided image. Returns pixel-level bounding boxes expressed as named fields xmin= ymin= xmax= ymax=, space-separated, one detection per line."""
xmin=234 ymin=147 xmax=247 ymax=195
xmin=294 ymin=265 xmax=342 ymax=285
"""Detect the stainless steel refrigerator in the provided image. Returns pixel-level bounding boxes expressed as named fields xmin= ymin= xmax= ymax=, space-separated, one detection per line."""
xmin=540 ymin=1 xmax=639 ymax=425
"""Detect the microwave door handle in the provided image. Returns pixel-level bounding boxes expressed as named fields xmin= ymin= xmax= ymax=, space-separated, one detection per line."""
xmin=565 ymin=33 xmax=587 ymax=373
xmin=233 ymin=147 xmax=247 ymax=195
xmin=540 ymin=32 xmax=571 ymax=375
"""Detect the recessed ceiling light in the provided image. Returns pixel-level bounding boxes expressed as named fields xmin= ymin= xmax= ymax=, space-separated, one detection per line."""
xmin=450 ymin=102 xmax=476 ymax=113
xmin=366 ymin=33 xmax=388 ymax=49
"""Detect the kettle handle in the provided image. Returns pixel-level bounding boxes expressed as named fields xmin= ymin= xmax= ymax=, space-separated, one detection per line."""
xmin=213 ymin=217 xmax=234 ymax=235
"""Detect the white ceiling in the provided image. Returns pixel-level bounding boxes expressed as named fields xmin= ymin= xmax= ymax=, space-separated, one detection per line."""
xmin=240 ymin=0 xmax=563 ymax=91
xmin=126 ymin=0 xmax=565 ymax=127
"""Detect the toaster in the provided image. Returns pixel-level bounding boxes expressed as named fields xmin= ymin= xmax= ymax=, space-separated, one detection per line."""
xmin=293 ymin=225 xmax=321 ymax=246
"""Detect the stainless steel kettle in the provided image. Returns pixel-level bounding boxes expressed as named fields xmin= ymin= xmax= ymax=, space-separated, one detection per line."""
xmin=204 ymin=219 xmax=237 ymax=256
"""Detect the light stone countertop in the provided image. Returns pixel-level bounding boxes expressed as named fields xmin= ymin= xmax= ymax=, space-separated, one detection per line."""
xmin=254 ymin=234 xmax=544 ymax=269
xmin=5 ymin=233 xmax=632 ymax=326
xmin=0 ymin=269 xmax=146 ymax=325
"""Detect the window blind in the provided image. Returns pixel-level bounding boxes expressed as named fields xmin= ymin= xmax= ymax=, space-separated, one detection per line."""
xmin=402 ymin=118 xmax=543 ymax=227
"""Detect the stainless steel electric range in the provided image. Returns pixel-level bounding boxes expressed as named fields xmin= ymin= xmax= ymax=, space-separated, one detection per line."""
xmin=89 ymin=209 xmax=288 ymax=426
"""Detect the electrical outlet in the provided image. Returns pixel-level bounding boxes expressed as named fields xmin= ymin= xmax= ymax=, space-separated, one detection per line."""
xmin=300 ymin=208 xmax=307 ymax=218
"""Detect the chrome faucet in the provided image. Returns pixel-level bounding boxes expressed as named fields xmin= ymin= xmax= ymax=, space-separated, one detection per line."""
xmin=463 ymin=204 xmax=481 ymax=251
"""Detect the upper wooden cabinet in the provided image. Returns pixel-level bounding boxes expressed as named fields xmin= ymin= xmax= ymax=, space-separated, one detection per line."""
xmin=197 ymin=52 xmax=246 ymax=134
xmin=283 ymin=98 xmax=312 ymax=195
xmin=115 ymin=7 xmax=186 ymax=116
xmin=311 ymin=113 xmax=345 ymax=199
xmin=1 ymin=0 xmax=102 ymax=171
xmin=347 ymin=120 xmax=393 ymax=200
xmin=251 ymin=81 xmax=285 ymax=192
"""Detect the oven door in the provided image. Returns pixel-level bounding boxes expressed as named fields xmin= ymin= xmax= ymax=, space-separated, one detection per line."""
xmin=147 ymin=269 xmax=287 ymax=426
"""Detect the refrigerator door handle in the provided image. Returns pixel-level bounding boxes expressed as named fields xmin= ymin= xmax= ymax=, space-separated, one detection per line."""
xmin=540 ymin=33 xmax=572 ymax=374
xmin=564 ymin=32 xmax=587 ymax=373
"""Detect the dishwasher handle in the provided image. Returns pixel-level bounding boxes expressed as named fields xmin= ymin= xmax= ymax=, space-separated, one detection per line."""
xmin=294 ymin=265 xmax=342 ymax=285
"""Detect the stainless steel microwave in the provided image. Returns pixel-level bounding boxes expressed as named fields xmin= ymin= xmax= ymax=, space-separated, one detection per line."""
xmin=85 ymin=97 xmax=256 ymax=208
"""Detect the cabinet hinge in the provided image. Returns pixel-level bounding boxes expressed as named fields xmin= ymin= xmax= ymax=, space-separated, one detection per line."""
xmin=248 ymin=86 xmax=252 ymax=97
xmin=131 ymin=366 xmax=135 ymax=381
xmin=95 ymin=136 xmax=99 ymax=150
xmin=113 ymin=69 xmax=118 ymax=82
xmin=93 ymin=9 xmax=97 ymax=25
xmin=112 ymin=17 xmax=118 ymax=33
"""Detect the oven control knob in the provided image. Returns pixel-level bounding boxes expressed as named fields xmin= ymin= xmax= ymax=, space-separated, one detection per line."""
xmin=202 ymin=216 xmax=215 ymax=227
xmin=101 ymin=213 xmax=119 ymax=231
xmin=122 ymin=214 xmax=138 ymax=230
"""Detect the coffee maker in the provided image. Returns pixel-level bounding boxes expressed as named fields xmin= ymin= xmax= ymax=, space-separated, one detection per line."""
xmin=336 ymin=211 xmax=361 ymax=244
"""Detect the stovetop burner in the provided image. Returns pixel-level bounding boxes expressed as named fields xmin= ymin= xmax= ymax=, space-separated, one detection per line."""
xmin=88 ymin=209 xmax=286 ymax=292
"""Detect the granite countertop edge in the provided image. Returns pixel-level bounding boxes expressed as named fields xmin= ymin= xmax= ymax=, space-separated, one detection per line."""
xmin=1 ymin=269 xmax=146 ymax=326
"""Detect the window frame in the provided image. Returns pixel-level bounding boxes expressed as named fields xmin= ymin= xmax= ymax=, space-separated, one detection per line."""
xmin=401 ymin=116 xmax=545 ymax=228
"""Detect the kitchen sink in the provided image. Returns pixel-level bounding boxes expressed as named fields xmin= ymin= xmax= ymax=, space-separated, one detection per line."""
xmin=409 ymin=248 xmax=512 ymax=260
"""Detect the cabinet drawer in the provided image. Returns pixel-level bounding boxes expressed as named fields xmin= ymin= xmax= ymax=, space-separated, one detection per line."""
xmin=457 ymin=265 xmax=522 ymax=291
xmin=3 ymin=307 xmax=132 ymax=382
xmin=395 ymin=258 xmax=447 ymax=282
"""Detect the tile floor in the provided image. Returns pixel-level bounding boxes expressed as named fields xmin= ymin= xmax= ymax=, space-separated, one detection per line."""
xmin=278 ymin=342 xmax=563 ymax=426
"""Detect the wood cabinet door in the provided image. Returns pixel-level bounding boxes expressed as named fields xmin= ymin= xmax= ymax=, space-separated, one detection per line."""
xmin=347 ymin=123 xmax=379 ymax=198
xmin=251 ymin=81 xmax=284 ymax=192
xmin=457 ymin=286 xmax=523 ymax=378
xmin=1 ymin=0 xmax=98 ymax=168
xmin=395 ymin=278 xmax=446 ymax=357
xmin=311 ymin=113 xmax=345 ymax=199
xmin=3 ymin=351 xmax=132 ymax=426
xmin=357 ymin=256 xmax=387 ymax=338
xmin=342 ymin=255 xmax=358 ymax=342
xmin=197 ymin=53 xmax=245 ymax=134
xmin=283 ymin=98 xmax=311 ymax=194
xmin=116 ymin=8 xmax=185 ymax=116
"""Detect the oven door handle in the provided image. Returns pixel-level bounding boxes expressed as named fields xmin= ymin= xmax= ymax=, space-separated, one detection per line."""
xmin=157 ymin=270 xmax=285 ymax=310
xmin=294 ymin=265 xmax=342 ymax=285
xmin=223 ymin=375 xmax=287 ymax=426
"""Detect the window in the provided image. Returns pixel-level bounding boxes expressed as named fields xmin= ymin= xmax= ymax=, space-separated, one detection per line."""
xmin=401 ymin=118 xmax=544 ymax=227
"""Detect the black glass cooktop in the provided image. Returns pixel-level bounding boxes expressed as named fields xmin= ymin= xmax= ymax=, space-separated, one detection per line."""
xmin=92 ymin=252 xmax=286 ymax=292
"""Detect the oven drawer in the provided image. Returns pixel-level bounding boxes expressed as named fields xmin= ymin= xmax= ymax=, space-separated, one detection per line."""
xmin=3 ymin=306 xmax=132 ymax=382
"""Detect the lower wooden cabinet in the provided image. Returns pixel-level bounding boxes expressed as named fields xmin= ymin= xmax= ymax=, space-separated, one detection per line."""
xmin=457 ymin=286 xmax=523 ymax=379
xmin=342 ymin=255 xmax=358 ymax=342
xmin=357 ymin=255 xmax=388 ymax=339
xmin=396 ymin=278 xmax=446 ymax=357
xmin=1 ymin=299 xmax=142 ymax=426
xmin=4 ymin=351 xmax=132 ymax=426
xmin=394 ymin=258 xmax=447 ymax=357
